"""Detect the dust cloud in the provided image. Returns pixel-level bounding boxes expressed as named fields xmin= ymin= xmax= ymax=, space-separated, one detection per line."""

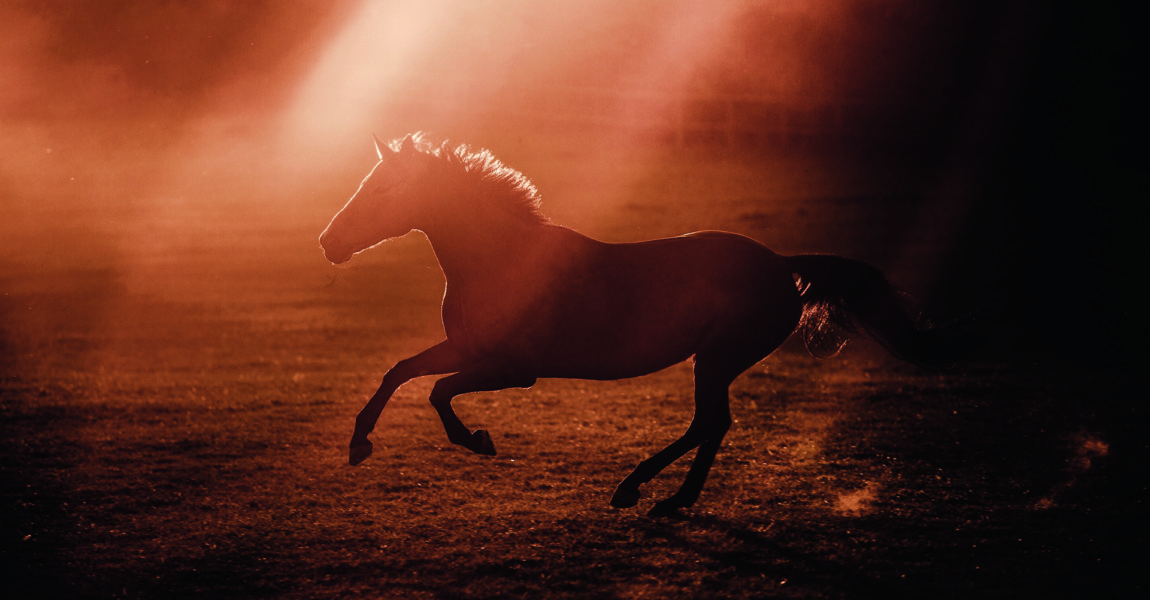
xmin=2 ymin=0 xmax=1008 ymax=215
xmin=2 ymin=0 xmax=1036 ymax=368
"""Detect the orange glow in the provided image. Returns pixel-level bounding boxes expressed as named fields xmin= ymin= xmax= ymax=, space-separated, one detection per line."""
xmin=1 ymin=1 xmax=876 ymax=222
xmin=273 ymin=1 xmax=753 ymax=209
xmin=0 ymin=0 xmax=1004 ymax=293
xmin=278 ymin=1 xmax=451 ymax=162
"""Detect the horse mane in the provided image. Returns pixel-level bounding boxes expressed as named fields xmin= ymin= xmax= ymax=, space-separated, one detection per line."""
xmin=395 ymin=133 xmax=549 ymax=225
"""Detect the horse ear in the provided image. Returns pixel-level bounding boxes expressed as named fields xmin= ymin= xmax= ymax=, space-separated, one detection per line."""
xmin=372 ymin=134 xmax=386 ymax=160
xmin=399 ymin=134 xmax=416 ymax=156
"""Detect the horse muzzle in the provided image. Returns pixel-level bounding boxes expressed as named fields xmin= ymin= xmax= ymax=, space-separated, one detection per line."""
xmin=319 ymin=231 xmax=353 ymax=265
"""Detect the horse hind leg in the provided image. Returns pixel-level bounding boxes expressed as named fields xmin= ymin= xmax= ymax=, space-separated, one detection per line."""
xmin=650 ymin=363 xmax=739 ymax=516
xmin=610 ymin=360 xmax=736 ymax=513
xmin=648 ymin=420 xmax=730 ymax=515
xmin=641 ymin=300 xmax=800 ymax=513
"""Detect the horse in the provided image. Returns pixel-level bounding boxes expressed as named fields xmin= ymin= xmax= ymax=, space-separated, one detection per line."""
xmin=320 ymin=133 xmax=970 ymax=516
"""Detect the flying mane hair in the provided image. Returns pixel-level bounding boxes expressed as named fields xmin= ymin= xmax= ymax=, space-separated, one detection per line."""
xmin=392 ymin=133 xmax=549 ymax=225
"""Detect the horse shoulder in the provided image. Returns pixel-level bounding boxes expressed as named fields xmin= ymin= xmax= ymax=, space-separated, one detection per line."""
xmin=438 ymin=225 xmax=594 ymax=362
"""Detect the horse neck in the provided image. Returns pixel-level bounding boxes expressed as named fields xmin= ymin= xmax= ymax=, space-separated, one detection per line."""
xmin=420 ymin=199 xmax=547 ymax=287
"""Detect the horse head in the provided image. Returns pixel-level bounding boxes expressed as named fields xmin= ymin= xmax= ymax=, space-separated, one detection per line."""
xmin=319 ymin=134 xmax=444 ymax=264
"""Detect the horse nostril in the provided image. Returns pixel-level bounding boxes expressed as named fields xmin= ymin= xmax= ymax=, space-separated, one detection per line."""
xmin=319 ymin=230 xmax=339 ymax=256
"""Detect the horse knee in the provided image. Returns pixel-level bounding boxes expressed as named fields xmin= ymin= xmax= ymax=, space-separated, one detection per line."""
xmin=381 ymin=357 xmax=419 ymax=390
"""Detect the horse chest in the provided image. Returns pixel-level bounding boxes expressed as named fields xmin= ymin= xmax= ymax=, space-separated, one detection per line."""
xmin=440 ymin=274 xmax=555 ymax=358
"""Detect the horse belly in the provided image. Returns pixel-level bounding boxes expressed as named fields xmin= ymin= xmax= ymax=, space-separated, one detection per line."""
xmin=536 ymin=308 xmax=703 ymax=380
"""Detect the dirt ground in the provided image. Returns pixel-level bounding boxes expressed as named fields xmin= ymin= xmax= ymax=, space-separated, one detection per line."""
xmin=2 ymin=140 xmax=1144 ymax=599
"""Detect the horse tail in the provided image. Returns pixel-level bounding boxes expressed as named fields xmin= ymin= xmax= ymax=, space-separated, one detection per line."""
xmin=783 ymin=254 xmax=977 ymax=368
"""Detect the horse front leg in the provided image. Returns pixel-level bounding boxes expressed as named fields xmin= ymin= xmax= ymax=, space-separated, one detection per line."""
xmin=350 ymin=340 xmax=464 ymax=465
xmin=426 ymin=360 xmax=537 ymax=456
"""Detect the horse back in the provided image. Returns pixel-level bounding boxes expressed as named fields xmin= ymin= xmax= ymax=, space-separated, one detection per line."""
xmin=529 ymin=229 xmax=802 ymax=379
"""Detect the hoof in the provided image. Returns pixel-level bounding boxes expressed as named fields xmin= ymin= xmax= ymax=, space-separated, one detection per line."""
xmin=610 ymin=485 xmax=641 ymax=509
xmin=349 ymin=441 xmax=373 ymax=466
xmin=471 ymin=429 xmax=496 ymax=456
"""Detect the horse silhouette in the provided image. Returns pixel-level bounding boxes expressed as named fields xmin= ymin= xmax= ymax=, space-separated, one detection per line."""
xmin=320 ymin=133 xmax=969 ymax=515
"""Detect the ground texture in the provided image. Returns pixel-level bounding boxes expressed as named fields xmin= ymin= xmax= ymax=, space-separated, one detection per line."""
xmin=3 ymin=147 xmax=1144 ymax=598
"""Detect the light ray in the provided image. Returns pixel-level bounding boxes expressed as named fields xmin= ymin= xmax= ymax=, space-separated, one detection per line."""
xmin=273 ymin=1 xmax=750 ymax=216
xmin=278 ymin=0 xmax=452 ymax=166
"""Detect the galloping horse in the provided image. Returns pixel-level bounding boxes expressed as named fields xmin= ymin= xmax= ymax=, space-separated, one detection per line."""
xmin=320 ymin=133 xmax=966 ymax=515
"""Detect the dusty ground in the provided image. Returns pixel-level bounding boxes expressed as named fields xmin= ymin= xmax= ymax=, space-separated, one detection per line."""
xmin=2 ymin=142 xmax=1144 ymax=598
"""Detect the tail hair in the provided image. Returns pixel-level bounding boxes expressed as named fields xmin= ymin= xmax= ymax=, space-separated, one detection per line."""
xmin=785 ymin=254 xmax=978 ymax=368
